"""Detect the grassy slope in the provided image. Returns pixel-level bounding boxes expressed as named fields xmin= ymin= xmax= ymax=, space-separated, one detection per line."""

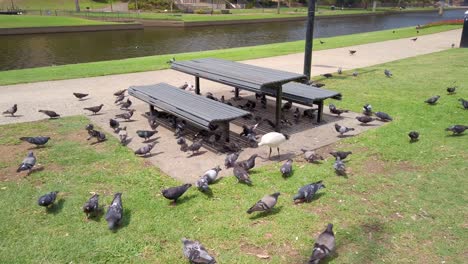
xmin=0 ymin=15 xmax=118 ymax=28
xmin=0 ymin=49 xmax=467 ymax=263
xmin=0 ymin=0 xmax=113 ymax=10
xmin=0 ymin=24 xmax=461 ymax=86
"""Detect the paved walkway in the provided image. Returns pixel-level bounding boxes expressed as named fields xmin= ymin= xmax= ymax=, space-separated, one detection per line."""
xmin=0 ymin=29 xmax=462 ymax=182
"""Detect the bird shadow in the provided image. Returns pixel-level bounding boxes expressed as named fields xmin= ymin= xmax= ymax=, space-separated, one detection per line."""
xmin=321 ymin=252 xmax=340 ymax=263
xmin=86 ymin=207 xmax=104 ymax=222
xmin=28 ymin=145 xmax=48 ymax=150
xmin=88 ymin=113 xmax=104 ymax=116
xmin=79 ymin=98 xmax=90 ymax=101
xmin=173 ymin=194 xmax=197 ymax=205
xmin=358 ymin=123 xmax=379 ymax=127
xmin=28 ymin=166 xmax=45 ymax=175
xmin=90 ymin=139 xmax=107 ymax=145
xmin=142 ymin=137 xmax=159 ymax=144
xmin=338 ymin=134 xmax=354 ymax=138
xmin=282 ymin=171 xmax=295 ymax=179
xmin=4 ymin=115 xmax=23 ymax=117
xmin=294 ymin=192 xmax=326 ymax=205
xmin=122 ymin=119 xmax=137 ymax=123
xmin=336 ymin=172 xmax=348 ymax=178
xmin=46 ymin=199 xmax=65 ymax=215
xmin=409 ymin=140 xmax=419 ymax=144
xmin=120 ymin=208 xmax=132 ymax=229
xmin=249 ymin=206 xmax=283 ymax=220
xmin=445 ymin=134 xmax=465 ymax=138
xmin=187 ymin=151 xmax=208 ymax=158
xmin=122 ymin=137 xmax=133 ymax=146
xmin=141 ymin=151 xmax=164 ymax=158
xmin=200 ymin=189 xmax=214 ymax=198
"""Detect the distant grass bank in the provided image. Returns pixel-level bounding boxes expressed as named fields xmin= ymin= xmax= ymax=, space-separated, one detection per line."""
xmin=0 ymin=0 xmax=113 ymax=10
xmin=0 ymin=24 xmax=461 ymax=86
xmin=0 ymin=15 xmax=120 ymax=28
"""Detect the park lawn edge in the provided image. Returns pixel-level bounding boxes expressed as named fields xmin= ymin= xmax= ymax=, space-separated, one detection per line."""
xmin=0 ymin=15 xmax=122 ymax=28
xmin=0 ymin=24 xmax=461 ymax=86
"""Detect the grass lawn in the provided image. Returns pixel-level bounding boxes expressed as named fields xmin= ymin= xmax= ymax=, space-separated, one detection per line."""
xmin=0 ymin=15 xmax=119 ymax=28
xmin=0 ymin=49 xmax=467 ymax=263
xmin=0 ymin=24 xmax=461 ymax=86
xmin=0 ymin=0 xmax=114 ymax=10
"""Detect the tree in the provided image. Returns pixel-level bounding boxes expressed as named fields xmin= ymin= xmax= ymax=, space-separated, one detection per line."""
xmin=75 ymin=0 xmax=80 ymax=12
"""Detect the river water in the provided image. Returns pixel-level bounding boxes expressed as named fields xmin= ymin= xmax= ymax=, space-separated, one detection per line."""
xmin=0 ymin=9 xmax=466 ymax=71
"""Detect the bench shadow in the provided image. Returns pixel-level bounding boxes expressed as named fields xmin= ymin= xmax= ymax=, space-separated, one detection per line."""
xmin=46 ymin=199 xmax=65 ymax=215
xmin=249 ymin=206 xmax=283 ymax=220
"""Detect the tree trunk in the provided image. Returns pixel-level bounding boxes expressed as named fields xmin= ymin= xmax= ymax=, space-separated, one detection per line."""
xmin=372 ymin=1 xmax=376 ymax=12
xmin=438 ymin=0 xmax=444 ymax=15
xmin=277 ymin=0 xmax=280 ymax=14
xmin=75 ymin=0 xmax=80 ymax=12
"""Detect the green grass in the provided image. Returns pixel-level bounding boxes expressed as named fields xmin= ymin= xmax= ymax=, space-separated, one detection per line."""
xmin=0 ymin=49 xmax=467 ymax=263
xmin=0 ymin=0 xmax=114 ymax=10
xmin=0 ymin=15 xmax=119 ymax=28
xmin=0 ymin=24 xmax=460 ymax=86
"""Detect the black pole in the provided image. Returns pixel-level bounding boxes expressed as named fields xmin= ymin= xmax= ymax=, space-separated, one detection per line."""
xmin=461 ymin=11 xmax=468 ymax=48
xmin=303 ymin=0 xmax=316 ymax=79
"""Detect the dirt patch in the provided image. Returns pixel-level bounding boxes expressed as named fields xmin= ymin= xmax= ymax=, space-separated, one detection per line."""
xmin=240 ymin=243 xmax=270 ymax=260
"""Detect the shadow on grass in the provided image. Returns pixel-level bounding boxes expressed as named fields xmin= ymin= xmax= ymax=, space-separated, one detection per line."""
xmin=199 ymin=188 xmax=214 ymax=198
xmin=90 ymin=139 xmax=107 ymax=145
xmin=87 ymin=207 xmax=105 ymax=222
xmin=46 ymin=199 xmax=65 ymax=215
xmin=249 ymin=206 xmax=283 ymax=220
xmin=29 ymin=166 xmax=45 ymax=175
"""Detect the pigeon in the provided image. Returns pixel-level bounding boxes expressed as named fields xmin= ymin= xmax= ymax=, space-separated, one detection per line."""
xmin=445 ymin=125 xmax=467 ymax=135
xmin=136 ymin=130 xmax=157 ymax=141
xmin=38 ymin=110 xmax=60 ymax=119
xmin=196 ymin=176 xmax=210 ymax=192
xmin=425 ymin=95 xmax=440 ymax=105
xmin=236 ymin=154 xmax=259 ymax=171
xmin=148 ymin=117 xmax=159 ymax=130
xmin=293 ymin=108 xmax=301 ymax=123
xmin=330 ymin=151 xmax=352 ymax=160
xmin=293 ymin=181 xmax=325 ymax=203
xmin=105 ymin=193 xmax=123 ymax=230
xmin=333 ymin=157 xmax=346 ymax=176
xmin=329 ymin=104 xmax=349 ymax=116
xmin=240 ymin=124 xmax=258 ymax=137
xmin=411 ymin=37 xmax=418 ymax=41
xmin=3 ymin=104 xmax=18 ymax=116
xmin=308 ymin=224 xmax=336 ymax=264
xmin=115 ymin=109 xmax=135 ymax=121
xmin=181 ymin=238 xmax=217 ymax=264
xmin=203 ymin=166 xmax=222 ymax=184
xmin=408 ymin=131 xmax=419 ymax=142
xmin=118 ymin=127 xmax=128 ymax=145
xmin=337 ymin=67 xmax=342 ymax=74
xmin=447 ymin=86 xmax=456 ymax=94
xmin=322 ymin=73 xmax=333 ymax=78
xmin=134 ymin=142 xmax=156 ymax=156
xmin=282 ymin=101 xmax=293 ymax=111
xmin=319 ymin=40 xmax=325 ymax=44
xmin=85 ymin=124 xmax=106 ymax=142
xmin=280 ymin=159 xmax=293 ymax=177
xmin=384 ymin=69 xmax=392 ymax=77
xmin=301 ymin=149 xmax=324 ymax=163
xmin=247 ymin=192 xmax=280 ymax=214
xmin=459 ymin=98 xmax=468 ymax=109
xmin=83 ymin=194 xmax=99 ymax=219
xmin=260 ymin=94 xmax=267 ymax=109
xmin=375 ymin=111 xmax=392 ymax=122
xmin=113 ymin=89 xmax=126 ymax=97
xmin=334 ymin=123 xmax=354 ymax=136
xmin=356 ymin=115 xmax=375 ymax=124
xmin=258 ymin=132 xmax=289 ymax=159
xmin=451 ymin=43 xmax=455 ymax=48
xmin=38 ymin=191 xmax=58 ymax=207
xmin=162 ymin=184 xmax=191 ymax=203
xmin=362 ymin=104 xmax=372 ymax=116
xmin=16 ymin=151 xmax=36 ymax=175
xmin=177 ymin=137 xmax=189 ymax=152
xmin=73 ymin=92 xmax=88 ymax=100
xmin=352 ymin=71 xmax=358 ymax=77
xmin=167 ymin=57 xmax=176 ymax=64
xmin=114 ymin=94 xmax=125 ymax=104
xmin=225 ymin=152 xmax=240 ymax=169
xmin=83 ymin=104 xmax=104 ymax=115
xmin=109 ymin=118 xmax=120 ymax=132
xmin=120 ymin=99 xmax=132 ymax=110
xmin=307 ymin=81 xmax=325 ymax=88
xmin=19 ymin=136 xmax=50 ymax=147
xmin=303 ymin=109 xmax=316 ymax=119
xmin=349 ymin=50 xmax=357 ymax=55
xmin=179 ymin=82 xmax=188 ymax=90
xmin=187 ymin=140 xmax=203 ymax=155
xmin=233 ymin=165 xmax=252 ymax=185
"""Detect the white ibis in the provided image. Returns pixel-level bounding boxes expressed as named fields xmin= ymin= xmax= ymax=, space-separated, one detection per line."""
xmin=258 ymin=132 xmax=289 ymax=159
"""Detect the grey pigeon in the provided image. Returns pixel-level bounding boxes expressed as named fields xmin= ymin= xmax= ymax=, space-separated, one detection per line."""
xmin=301 ymin=149 xmax=324 ymax=163
xmin=162 ymin=184 xmax=191 ymax=203
xmin=240 ymin=123 xmax=258 ymax=137
xmin=445 ymin=125 xmax=467 ymax=135
xmin=83 ymin=104 xmax=104 ymax=115
xmin=329 ymin=104 xmax=349 ymax=116
xmin=134 ymin=142 xmax=156 ymax=156
xmin=408 ymin=131 xmax=419 ymax=142
xmin=113 ymin=89 xmax=126 ymax=96
xmin=187 ymin=139 xmax=203 ymax=155
xmin=356 ymin=115 xmax=375 ymax=124
xmin=85 ymin=124 xmax=106 ymax=142
xmin=179 ymin=82 xmax=188 ymax=90
xmin=83 ymin=194 xmax=99 ymax=219
xmin=136 ymin=130 xmax=157 ymax=141
xmin=203 ymin=166 xmax=222 ymax=184
xmin=247 ymin=192 xmax=280 ymax=214
xmin=114 ymin=94 xmax=125 ymax=104
xmin=425 ymin=95 xmax=440 ymax=105
xmin=375 ymin=111 xmax=392 ymax=122
xmin=225 ymin=152 xmax=240 ymax=169
xmin=38 ymin=110 xmax=60 ymax=119
xmin=329 ymin=151 xmax=352 ymax=160
xmin=17 ymin=151 xmax=36 ymax=175
xmin=118 ymin=127 xmax=128 ymax=145
xmin=105 ymin=193 xmax=123 ymax=230
xmin=337 ymin=67 xmax=342 ymax=74
xmin=459 ymin=98 xmax=468 ymax=109
xmin=19 ymin=136 xmax=50 ymax=147
xmin=109 ymin=118 xmax=120 ymax=132
xmin=148 ymin=116 xmax=159 ymax=130
xmin=282 ymin=101 xmax=293 ymax=112
xmin=447 ymin=86 xmax=456 ymax=94
xmin=352 ymin=71 xmax=358 ymax=77
xmin=362 ymin=104 xmax=372 ymax=116
xmin=115 ymin=109 xmax=135 ymax=121
xmin=293 ymin=108 xmax=301 ymax=123
xmin=303 ymin=109 xmax=316 ymax=119
xmin=182 ymin=238 xmax=217 ymax=264
xmin=38 ymin=191 xmax=58 ymax=207
xmin=384 ymin=69 xmax=392 ymax=77
xmin=293 ymin=181 xmax=325 ymax=203
xmin=334 ymin=157 xmax=346 ymax=176
xmin=334 ymin=123 xmax=354 ymax=136
xmin=3 ymin=104 xmax=17 ymax=116
xmin=280 ymin=159 xmax=293 ymax=177
xmin=233 ymin=165 xmax=252 ymax=185
xmin=120 ymin=99 xmax=132 ymax=110
xmin=236 ymin=154 xmax=258 ymax=171
xmin=196 ymin=176 xmax=210 ymax=192
xmin=308 ymin=224 xmax=336 ymax=264
xmin=73 ymin=92 xmax=88 ymax=100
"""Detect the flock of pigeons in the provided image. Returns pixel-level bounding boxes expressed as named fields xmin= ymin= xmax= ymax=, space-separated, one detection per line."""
xmin=3 ymin=64 xmax=467 ymax=263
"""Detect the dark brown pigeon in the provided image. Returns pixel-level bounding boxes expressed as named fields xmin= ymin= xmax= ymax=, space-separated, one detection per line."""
xmin=136 ymin=130 xmax=157 ymax=141
xmin=73 ymin=92 xmax=88 ymax=100
xmin=38 ymin=110 xmax=60 ymax=119
xmin=356 ymin=115 xmax=375 ymax=124
xmin=408 ymin=131 xmax=419 ymax=142
xmin=330 ymin=151 xmax=352 ymax=160
xmin=83 ymin=104 xmax=104 ymax=115
xmin=349 ymin=50 xmax=357 ymax=55
xmin=115 ymin=109 xmax=135 ymax=121
xmin=83 ymin=194 xmax=99 ymax=219
xmin=425 ymin=95 xmax=440 ymax=105
xmin=322 ymin=73 xmax=333 ymax=78
xmin=445 ymin=125 xmax=467 ymax=135
xmin=162 ymin=184 xmax=191 ymax=204
xmin=236 ymin=154 xmax=258 ymax=171
xmin=329 ymin=104 xmax=349 ymax=116
xmin=459 ymin=98 xmax=468 ymax=109
xmin=233 ymin=165 xmax=252 ymax=185
xmin=113 ymin=89 xmax=127 ymax=96
xmin=120 ymin=99 xmax=132 ymax=110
